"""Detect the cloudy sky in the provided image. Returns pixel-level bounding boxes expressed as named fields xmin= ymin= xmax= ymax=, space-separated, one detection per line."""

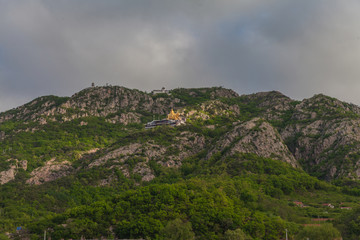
xmin=1 ymin=0 xmax=360 ymax=112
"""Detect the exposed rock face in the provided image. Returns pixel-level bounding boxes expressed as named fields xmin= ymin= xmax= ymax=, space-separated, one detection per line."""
xmin=19 ymin=160 xmax=28 ymax=171
xmin=106 ymin=112 xmax=141 ymax=124
xmin=240 ymin=91 xmax=294 ymax=121
xmin=0 ymin=87 xmax=175 ymax=124
xmin=64 ymin=87 xmax=154 ymax=117
xmin=0 ymin=96 xmax=69 ymax=123
xmin=90 ymin=132 xmax=206 ymax=169
xmin=208 ymin=118 xmax=298 ymax=167
xmin=274 ymin=94 xmax=360 ymax=179
xmin=89 ymin=143 xmax=143 ymax=168
xmin=282 ymin=120 xmax=360 ymax=160
xmin=0 ymin=86 xmax=239 ymax=125
xmin=0 ymin=167 xmax=17 ymax=185
xmin=133 ymin=162 xmax=155 ymax=182
xmin=26 ymin=159 xmax=73 ymax=185
xmin=0 ymin=87 xmax=147 ymax=124
xmin=292 ymin=94 xmax=360 ymax=120
xmin=86 ymin=131 xmax=206 ymax=182
xmin=237 ymin=92 xmax=360 ymax=179
xmin=164 ymin=132 xmax=206 ymax=167
xmin=0 ymin=159 xmax=28 ymax=184
xmin=281 ymin=118 xmax=360 ymax=179
xmin=210 ymin=88 xmax=239 ymax=99
xmin=245 ymin=91 xmax=293 ymax=110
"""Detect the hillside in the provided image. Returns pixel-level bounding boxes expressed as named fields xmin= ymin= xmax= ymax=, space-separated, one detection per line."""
xmin=1 ymin=86 xmax=360 ymax=239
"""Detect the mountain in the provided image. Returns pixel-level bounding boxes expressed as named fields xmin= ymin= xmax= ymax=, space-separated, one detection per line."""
xmin=1 ymin=86 xmax=360 ymax=239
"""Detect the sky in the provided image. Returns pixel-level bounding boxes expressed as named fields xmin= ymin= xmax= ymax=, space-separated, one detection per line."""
xmin=1 ymin=0 xmax=360 ymax=112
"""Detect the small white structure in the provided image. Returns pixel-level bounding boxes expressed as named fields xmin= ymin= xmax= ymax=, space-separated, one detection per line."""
xmin=152 ymin=87 xmax=170 ymax=95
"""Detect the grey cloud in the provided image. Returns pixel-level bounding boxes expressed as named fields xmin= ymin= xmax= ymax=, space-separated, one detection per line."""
xmin=1 ymin=0 xmax=360 ymax=111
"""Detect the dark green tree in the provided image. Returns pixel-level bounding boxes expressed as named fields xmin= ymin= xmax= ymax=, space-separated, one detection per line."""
xmin=0 ymin=234 xmax=9 ymax=240
xmin=224 ymin=228 xmax=253 ymax=240
xmin=159 ymin=218 xmax=195 ymax=240
xmin=295 ymin=224 xmax=341 ymax=240
xmin=335 ymin=207 xmax=360 ymax=240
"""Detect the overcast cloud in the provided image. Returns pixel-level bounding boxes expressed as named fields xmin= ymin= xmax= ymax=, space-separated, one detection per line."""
xmin=1 ymin=0 xmax=360 ymax=111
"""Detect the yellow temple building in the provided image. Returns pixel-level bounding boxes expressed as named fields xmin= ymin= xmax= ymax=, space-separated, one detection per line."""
xmin=167 ymin=109 xmax=181 ymax=120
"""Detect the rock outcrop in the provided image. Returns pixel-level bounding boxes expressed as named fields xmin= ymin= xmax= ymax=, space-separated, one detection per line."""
xmin=0 ymin=86 xmax=238 ymax=125
xmin=0 ymin=159 xmax=28 ymax=184
xmin=0 ymin=167 xmax=17 ymax=185
xmin=208 ymin=118 xmax=298 ymax=167
xmin=280 ymin=118 xmax=360 ymax=179
xmin=26 ymin=159 xmax=73 ymax=185
xmin=89 ymin=132 xmax=206 ymax=178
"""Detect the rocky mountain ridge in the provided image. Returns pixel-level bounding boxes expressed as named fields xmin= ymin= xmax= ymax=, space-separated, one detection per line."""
xmin=0 ymin=86 xmax=238 ymax=124
xmin=1 ymin=86 xmax=360 ymax=186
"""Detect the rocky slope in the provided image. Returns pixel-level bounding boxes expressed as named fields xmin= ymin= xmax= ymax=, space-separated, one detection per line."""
xmin=0 ymin=86 xmax=238 ymax=124
xmin=246 ymin=92 xmax=360 ymax=180
xmin=87 ymin=131 xmax=206 ymax=184
xmin=2 ymin=86 xmax=360 ymax=185
xmin=207 ymin=118 xmax=299 ymax=168
xmin=0 ymin=159 xmax=27 ymax=184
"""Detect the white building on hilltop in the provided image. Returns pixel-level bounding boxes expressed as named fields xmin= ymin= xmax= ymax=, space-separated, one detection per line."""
xmin=151 ymin=87 xmax=170 ymax=95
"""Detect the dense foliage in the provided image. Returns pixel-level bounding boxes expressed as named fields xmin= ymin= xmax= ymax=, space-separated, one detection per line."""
xmin=0 ymin=151 xmax=359 ymax=239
